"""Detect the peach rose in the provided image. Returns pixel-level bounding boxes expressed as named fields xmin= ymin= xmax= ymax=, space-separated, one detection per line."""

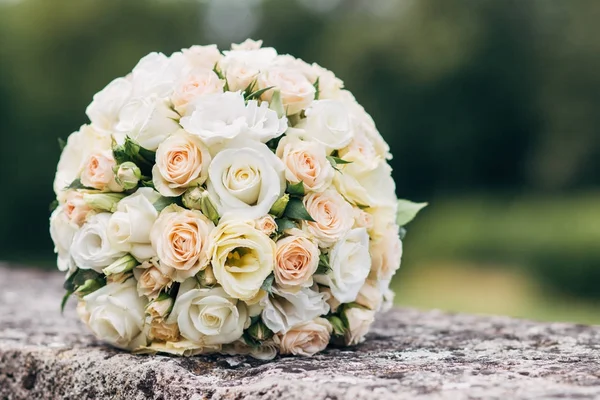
xmin=150 ymin=205 xmax=215 ymax=282
xmin=258 ymin=67 xmax=315 ymax=115
xmin=152 ymin=130 xmax=211 ymax=197
xmin=369 ymin=224 xmax=403 ymax=282
xmin=134 ymin=262 xmax=172 ymax=300
xmin=274 ymin=234 xmax=319 ymax=288
xmin=172 ymin=69 xmax=224 ymax=115
xmin=355 ymin=280 xmax=383 ymax=311
xmin=64 ymin=190 xmax=92 ymax=226
xmin=275 ymin=318 xmax=332 ymax=356
xmin=353 ymin=207 xmax=373 ymax=230
xmin=254 ymin=215 xmax=277 ymax=236
xmin=276 ymin=136 xmax=334 ymax=193
xmin=343 ymin=306 xmax=375 ymax=346
xmin=302 ymin=189 xmax=354 ymax=247
xmin=149 ymin=318 xmax=180 ymax=342
xmin=80 ymin=151 xmax=122 ymax=192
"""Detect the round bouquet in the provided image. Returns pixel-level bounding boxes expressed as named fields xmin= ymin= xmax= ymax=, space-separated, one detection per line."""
xmin=50 ymin=39 xmax=425 ymax=359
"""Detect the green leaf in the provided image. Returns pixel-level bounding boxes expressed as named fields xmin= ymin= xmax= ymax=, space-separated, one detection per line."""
xmin=242 ymin=79 xmax=257 ymax=97
xmin=326 ymin=155 xmax=352 ymax=171
xmin=269 ymin=89 xmax=285 ymax=118
xmin=327 ymin=315 xmax=346 ymax=337
xmin=283 ymin=198 xmax=315 ymax=222
xmin=396 ymin=199 xmax=427 ymax=226
xmin=140 ymin=180 xmax=155 ymax=189
xmin=316 ymin=253 xmax=332 ymax=275
xmin=153 ymin=196 xmax=178 ymax=212
xmin=265 ymin=134 xmax=284 ymax=151
xmin=275 ymin=217 xmax=296 ymax=234
xmin=245 ymin=86 xmax=274 ymax=101
xmin=65 ymin=178 xmax=94 ymax=190
xmin=286 ymin=181 xmax=305 ymax=196
xmin=60 ymin=290 xmax=73 ymax=314
xmin=58 ymin=137 xmax=67 ymax=151
xmin=213 ymin=63 xmax=230 ymax=92
xmin=138 ymin=146 xmax=156 ymax=164
xmin=243 ymin=331 xmax=262 ymax=348
xmin=260 ymin=273 xmax=275 ymax=294
xmin=313 ymin=77 xmax=320 ymax=100
xmin=49 ymin=199 xmax=59 ymax=212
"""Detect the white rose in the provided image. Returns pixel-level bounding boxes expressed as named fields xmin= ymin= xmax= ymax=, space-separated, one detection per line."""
xmin=260 ymin=285 xmax=330 ymax=334
xmin=84 ymin=279 xmax=147 ymax=350
xmin=355 ymin=280 xmax=383 ymax=311
xmin=168 ymin=279 xmax=249 ymax=345
xmin=274 ymin=317 xmax=332 ymax=357
xmin=107 ymin=188 xmax=162 ymax=261
xmin=115 ymin=95 xmax=180 ymax=151
xmin=85 ymin=77 xmax=132 ymax=132
xmin=171 ymin=68 xmax=224 ymax=115
xmin=71 ymin=213 xmax=127 ymax=272
xmin=334 ymin=160 xmax=397 ymax=209
xmin=150 ymin=205 xmax=214 ymax=282
xmin=314 ymin=228 xmax=371 ymax=303
xmin=369 ymin=224 xmax=403 ymax=282
xmin=231 ymin=39 xmax=265 ymax=51
xmin=274 ymin=234 xmax=320 ymax=289
xmin=53 ymin=125 xmax=112 ymax=200
xmin=343 ymin=306 xmax=375 ymax=346
xmin=293 ymin=100 xmax=352 ymax=152
xmin=130 ymin=52 xmax=178 ymax=98
xmin=49 ymin=206 xmax=78 ymax=273
xmin=302 ymin=189 xmax=354 ymax=247
xmin=179 ymin=91 xmax=247 ymax=146
xmin=307 ymin=63 xmax=344 ymax=99
xmin=258 ymin=67 xmax=315 ymax=115
xmin=152 ymin=130 xmax=211 ymax=197
xmin=180 ymin=44 xmax=223 ymax=70
xmin=339 ymin=90 xmax=391 ymax=160
xmin=244 ymin=100 xmax=288 ymax=143
xmin=207 ymin=139 xmax=285 ymax=220
xmin=209 ymin=220 xmax=275 ymax=301
xmin=220 ymin=46 xmax=278 ymax=92
xmin=276 ymin=136 xmax=334 ymax=192
xmin=80 ymin=150 xmax=122 ymax=192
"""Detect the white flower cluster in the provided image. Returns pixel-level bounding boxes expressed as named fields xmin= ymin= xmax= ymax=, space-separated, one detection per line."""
xmin=50 ymin=39 xmax=424 ymax=358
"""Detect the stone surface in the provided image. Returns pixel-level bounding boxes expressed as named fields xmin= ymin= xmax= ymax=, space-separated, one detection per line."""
xmin=1 ymin=265 xmax=600 ymax=400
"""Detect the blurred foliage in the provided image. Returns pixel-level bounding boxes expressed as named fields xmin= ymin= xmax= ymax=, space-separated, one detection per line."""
xmin=0 ymin=0 xmax=599 ymax=305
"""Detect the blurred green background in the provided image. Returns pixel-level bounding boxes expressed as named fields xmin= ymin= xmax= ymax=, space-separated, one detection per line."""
xmin=1 ymin=0 xmax=599 ymax=323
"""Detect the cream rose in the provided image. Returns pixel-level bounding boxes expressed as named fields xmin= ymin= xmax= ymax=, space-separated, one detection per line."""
xmin=294 ymin=100 xmax=352 ymax=152
xmin=150 ymin=205 xmax=214 ymax=282
xmin=254 ymin=214 xmax=277 ymax=236
xmin=258 ymin=67 xmax=315 ymax=115
xmin=63 ymin=191 xmax=92 ymax=226
xmin=168 ymin=279 xmax=249 ymax=345
xmin=49 ymin=206 xmax=78 ymax=273
xmin=84 ymin=279 xmax=147 ymax=350
xmin=314 ymin=228 xmax=371 ymax=303
xmin=274 ymin=318 xmax=332 ymax=357
xmin=115 ymin=94 xmax=180 ymax=151
xmin=152 ymin=130 xmax=211 ymax=197
xmin=133 ymin=262 xmax=172 ymax=300
xmin=274 ymin=234 xmax=319 ymax=288
xmin=107 ymin=188 xmax=162 ymax=261
xmin=302 ymin=189 xmax=354 ymax=247
xmin=71 ymin=213 xmax=127 ymax=272
xmin=260 ymin=285 xmax=330 ymax=334
xmin=334 ymin=160 xmax=397 ymax=209
xmin=209 ymin=220 xmax=275 ymax=301
xmin=146 ymin=295 xmax=174 ymax=319
xmin=207 ymin=139 xmax=285 ymax=220
xmin=181 ymin=44 xmax=223 ymax=70
xmin=80 ymin=151 xmax=122 ymax=192
xmin=54 ymin=125 xmax=112 ymax=200
xmin=343 ymin=306 xmax=375 ymax=346
xmin=276 ymin=136 xmax=334 ymax=193
xmin=171 ymin=69 xmax=224 ymax=115
xmin=369 ymin=224 xmax=403 ymax=282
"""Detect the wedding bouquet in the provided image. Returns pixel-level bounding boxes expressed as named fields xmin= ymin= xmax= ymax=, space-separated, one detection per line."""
xmin=50 ymin=39 xmax=425 ymax=359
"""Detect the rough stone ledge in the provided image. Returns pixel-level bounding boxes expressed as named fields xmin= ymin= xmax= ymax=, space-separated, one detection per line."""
xmin=1 ymin=265 xmax=600 ymax=400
